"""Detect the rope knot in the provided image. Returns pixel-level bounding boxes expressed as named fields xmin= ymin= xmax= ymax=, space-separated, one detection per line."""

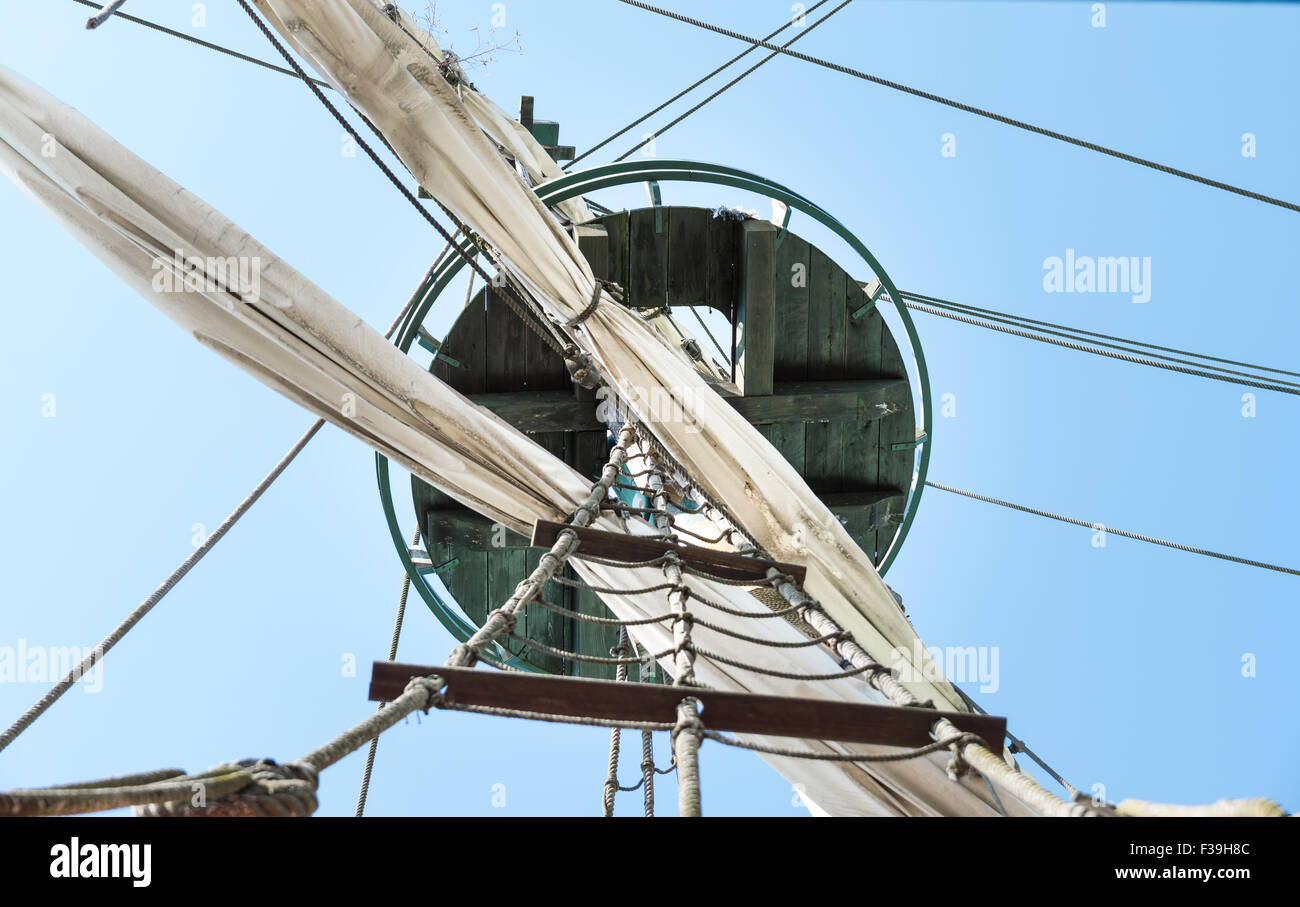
xmin=135 ymin=758 xmax=320 ymax=818
xmin=670 ymin=698 xmax=704 ymax=745
xmin=448 ymin=644 xmax=478 ymax=668
xmin=404 ymin=675 xmax=446 ymax=712
xmin=941 ymin=734 xmax=974 ymax=782
xmin=486 ymin=607 xmax=518 ymax=635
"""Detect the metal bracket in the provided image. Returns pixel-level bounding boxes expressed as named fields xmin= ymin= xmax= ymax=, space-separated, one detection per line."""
xmin=408 ymin=547 xmax=458 ymax=575
xmin=644 ymin=181 xmax=663 ymax=233
xmin=771 ymin=199 xmax=791 ymax=249
xmin=890 ymin=431 xmax=928 ymax=452
xmin=851 ymin=278 xmax=889 ymax=319
xmin=416 ymin=325 xmax=461 ymax=367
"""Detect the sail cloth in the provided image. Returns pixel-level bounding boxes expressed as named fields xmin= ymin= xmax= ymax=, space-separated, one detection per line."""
xmin=250 ymin=0 xmax=964 ymax=713
xmin=0 ymin=64 xmax=1032 ymax=815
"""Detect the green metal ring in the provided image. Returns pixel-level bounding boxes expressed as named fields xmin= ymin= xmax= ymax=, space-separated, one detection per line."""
xmin=375 ymin=159 xmax=930 ymax=656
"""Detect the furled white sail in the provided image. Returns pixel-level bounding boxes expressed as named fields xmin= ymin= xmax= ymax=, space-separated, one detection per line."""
xmin=0 ymin=54 xmax=1034 ymax=815
xmin=249 ymin=0 xmax=963 ymax=710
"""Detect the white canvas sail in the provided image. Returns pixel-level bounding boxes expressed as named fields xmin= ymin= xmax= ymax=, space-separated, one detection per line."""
xmin=0 ymin=56 xmax=1037 ymax=815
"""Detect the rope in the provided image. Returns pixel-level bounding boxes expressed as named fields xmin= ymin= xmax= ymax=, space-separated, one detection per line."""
xmin=952 ymin=685 xmax=1079 ymax=798
xmin=68 ymin=0 xmax=331 ymax=87
xmin=355 ymin=526 xmax=422 ymax=817
xmin=3 ymin=674 xmax=445 ymax=817
xmin=445 ymin=426 xmax=638 ymax=668
xmin=233 ymin=0 xmax=568 ymax=360
xmin=672 ymin=698 xmax=704 ymax=816
xmin=616 ymin=0 xmax=1300 ymax=214
xmin=764 ymin=570 xmax=1101 ymax=817
xmin=567 ymin=0 xmax=831 ymax=168
xmin=505 ymin=634 xmax=674 ymax=666
xmin=926 ymin=481 xmax=1300 ymax=577
xmin=1115 ymin=797 xmax=1286 ymax=818
xmin=602 ymin=629 xmax=631 ymax=817
xmin=614 ymin=0 xmax=852 ymax=161
xmin=0 ymin=162 xmax=456 ymax=757
xmin=550 ymin=575 xmax=679 ymax=596
xmin=638 ymin=655 xmax=657 ymax=816
xmin=902 ymin=289 xmax=1300 ymax=381
xmin=701 ymin=729 xmax=986 ymax=763
xmin=904 ymin=298 xmax=1300 ymax=396
xmin=634 ymin=425 xmax=770 ymax=557
xmin=435 ymin=700 xmax=673 ymax=733
xmin=0 ymin=418 xmax=325 ymax=756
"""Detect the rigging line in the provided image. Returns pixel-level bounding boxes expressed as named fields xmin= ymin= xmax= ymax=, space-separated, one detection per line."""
xmin=904 ymin=299 xmax=1300 ymax=396
xmin=615 ymin=0 xmax=1300 ymax=214
xmin=901 ymin=289 xmax=1300 ymax=381
xmin=926 ymin=480 xmax=1300 ymax=577
xmin=687 ymin=306 xmax=733 ymax=378
xmin=614 ymin=0 xmax=853 ymax=162
xmin=355 ymin=525 xmax=422 ymax=818
xmin=904 ymin=294 xmax=1300 ymax=391
xmin=567 ymin=0 xmax=834 ymax=169
xmin=67 ymin=0 xmax=330 ymax=88
xmin=952 ymin=685 xmax=1079 ymax=799
xmin=0 ymin=167 xmax=453 ymax=757
xmin=233 ymin=0 xmax=548 ymax=345
xmin=0 ymin=419 xmax=326 ymax=756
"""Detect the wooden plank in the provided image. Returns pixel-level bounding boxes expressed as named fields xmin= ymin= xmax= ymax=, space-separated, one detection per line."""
xmin=468 ymin=380 xmax=908 ymax=433
xmin=575 ymin=223 xmax=609 ymax=280
xmin=482 ymin=287 xmax=516 ymax=393
xmin=370 ymin=664 xmax=1007 ymax=749
xmin=441 ymin=289 xmax=487 ymax=395
xmin=759 ymin=422 xmax=805 ymax=475
xmin=603 ymin=211 xmax=629 ymax=292
xmin=843 ymin=280 xmax=885 ymax=557
xmin=531 ymin=519 xmax=806 ymax=585
xmin=805 ymin=247 xmax=847 ymax=495
xmin=772 ymin=232 xmax=809 ymax=382
xmin=627 ymin=207 xmax=668 ymax=310
xmin=440 ymin=547 xmax=489 ymax=627
xmin=823 ymin=491 xmax=906 ymax=537
xmin=667 ymin=207 xmax=709 ymax=306
xmin=469 ymin=390 xmax=604 ymax=433
xmin=735 ymin=220 xmax=776 ymax=396
xmin=426 ymin=507 xmax=529 ymax=551
xmin=706 ymin=214 xmax=738 ymax=323
xmin=725 ymin=379 xmax=908 ymax=426
xmin=875 ymin=318 xmax=914 ymax=564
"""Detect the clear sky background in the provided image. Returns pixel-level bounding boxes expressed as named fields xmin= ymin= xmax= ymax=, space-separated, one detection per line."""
xmin=0 ymin=0 xmax=1296 ymax=817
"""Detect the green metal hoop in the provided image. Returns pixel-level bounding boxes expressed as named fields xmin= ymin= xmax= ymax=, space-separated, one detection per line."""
xmin=375 ymin=159 xmax=931 ymax=654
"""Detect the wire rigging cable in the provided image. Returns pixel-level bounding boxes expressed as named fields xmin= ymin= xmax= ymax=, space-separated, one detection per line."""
xmin=926 ymin=481 xmax=1300 ymax=577
xmin=900 ymin=292 xmax=1300 ymax=396
xmin=616 ymin=0 xmax=852 ymax=160
xmin=568 ymin=0 xmax=835 ymax=168
xmin=69 ymin=0 xmax=330 ymax=87
xmin=902 ymin=290 xmax=1300 ymax=381
xmin=616 ymin=0 xmax=1300 ymax=214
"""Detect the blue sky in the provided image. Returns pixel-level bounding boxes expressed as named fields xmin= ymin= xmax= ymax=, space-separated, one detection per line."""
xmin=0 ymin=0 xmax=1295 ymax=816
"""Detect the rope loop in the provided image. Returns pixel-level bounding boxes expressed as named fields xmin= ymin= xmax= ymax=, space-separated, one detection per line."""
xmin=564 ymin=280 xmax=608 ymax=327
xmin=406 ymin=675 xmax=446 ymax=712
